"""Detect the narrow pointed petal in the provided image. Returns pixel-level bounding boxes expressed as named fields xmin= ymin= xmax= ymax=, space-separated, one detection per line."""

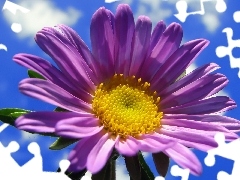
xmin=87 ymin=133 xmax=116 ymax=174
xmin=141 ymin=23 xmax=183 ymax=81
xmin=68 ymin=133 xmax=102 ymax=171
xmin=50 ymin=24 xmax=102 ymax=83
xmin=151 ymin=39 xmax=209 ymax=92
xmin=159 ymin=118 xmax=239 ymax=151
xmin=164 ymin=114 xmax=240 ymax=134
xmin=15 ymin=111 xmax=85 ymax=133
xmin=152 ymin=152 xmax=170 ymax=177
xmin=13 ymin=53 xmax=92 ymax=102
xmin=55 ymin=116 xmax=102 ymax=138
xmin=149 ymin=20 xmax=166 ymax=52
xmin=19 ymin=78 xmax=91 ymax=113
xmin=163 ymin=96 xmax=236 ymax=115
xmin=157 ymin=127 xmax=216 ymax=152
xmin=159 ymin=63 xmax=220 ymax=97
xmin=90 ymin=7 xmax=115 ymax=79
xmin=114 ymin=4 xmax=135 ymax=76
xmin=160 ymin=73 xmax=228 ymax=108
xmin=129 ymin=16 xmax=152 ymax=76
xmin=163 ymin=143 xmax=202 ymax=175
xmin=138 ymin=133 xmax=176 ymax=153
xmin=115 ymin=136 xmax=139 ymax=156
xmin=35 ymin=30 xmax=95 ymax=93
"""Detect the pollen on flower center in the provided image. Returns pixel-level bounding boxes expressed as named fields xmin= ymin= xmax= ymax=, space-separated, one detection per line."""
xmin=92 ymin=74 xmax=163 ymax=138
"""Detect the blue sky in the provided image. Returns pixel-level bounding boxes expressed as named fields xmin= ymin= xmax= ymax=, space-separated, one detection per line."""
xmin=0 ymin=0 xmax=240 ymax=179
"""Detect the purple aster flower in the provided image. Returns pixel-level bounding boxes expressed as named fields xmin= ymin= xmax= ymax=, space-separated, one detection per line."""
xmin=13 ymin=4 xmax=240 ymax=176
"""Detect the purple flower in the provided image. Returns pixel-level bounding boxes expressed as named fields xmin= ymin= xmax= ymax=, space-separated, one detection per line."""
xmin=14 ymin=4 xmax=240 ymax=176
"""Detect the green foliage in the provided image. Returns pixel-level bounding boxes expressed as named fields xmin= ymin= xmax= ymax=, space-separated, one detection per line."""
xmin=49 ymin=137 xmax=78 ymax=150
xmin=0 ymin=108 xmax=31 ymax=126
xmin=28 ymin=69 xmax=45 ymax=79
xmin=138 ymin=152 xmax=155 ymax=180
xmin=175 ymin=70 xmax=186 ymax=82
xmin=125 ymin=152 xmax=155 ymax=180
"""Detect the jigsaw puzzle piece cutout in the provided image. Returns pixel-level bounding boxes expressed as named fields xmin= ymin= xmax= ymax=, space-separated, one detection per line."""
xmin=20 ymin=142 xmax=42 ymax=173
xmin=0 ymin=123 xmax=8 ymax=132
xmin=154 ymin=176 xmax=165 ymax=180
xmin=32 ymin=160 xmax=71 ymax=180
xmin=174 ymin=0 xmax=227 ymax=22
xmin=170 ymin=165 xmax=190 ymax=180
xmin=174 ymin=1 xmax=188 ymax=22
xmin=0 ymin=141 xmax=20 ymax=173
xmin=2 ymin=0 xmax=30 ymax=33
xmin=215 ymin=0 xmax=227 ymax=13
xmin=204 ymin=132 xmax=240 ymax=180
xmin=215 ymin=27 xmax=240 ymax=78
xmin=233 ymin=11 xmax=240 ymax=23
xmin=0 ymin=159 xmax=71 ymax=180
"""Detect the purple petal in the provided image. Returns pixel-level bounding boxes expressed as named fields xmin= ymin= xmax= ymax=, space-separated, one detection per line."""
xmin=68 ymin=133 xmax=102 ymax=171
xmin=87 ymin=133 xmax=116 ymax=173
xmin=13 ymin=53 xmax=92 ymax=102
xmin=115 ymin=136 xmax=139 ymax=156
xmin=49 ymin=24 xmax=102 ymax=84
xmin=19 ymin=78 xmax=91 ymax=113
xmin=163 ymin=143 xmax=202 ymax=175
xmin=149 ymin=20 xmax=166 ymax=52
xmin=164 ymin=114 xmax=240 ymax=134
xmin=15 ymin=111 xmax=85 ymax=133
xmin=114 ymin=4 xmax=135 ymax=76
xmin=55 ymin=116 xmax=102 ymax=138
xmin=162 ymin=117 xmax=232 ymax=132
xmin=129 ymin=16 xmax=152 ymax=76
xmin=160 ymin=129 xmax=217 ymax=152
xmin=161 ymin=115 xmax=240 ymax=150
xmin=163 ymin=96 xmax=236 ymax=115
xmin=90 ymin=7 xmax=115 ymax=80
xmin=160 ymin=73 xmax=228 ymax=108
xmin=159 ymin=63 xmax=220 ymax=97
xmin=141 ymin=23 xmax=183 ymax=82
xmin=137 ymin=133 xmax=176 ymax=153
xmin=151 ymin=39 xmax=209 ymax=92
xmin=35 ymin=30 xmax=95 ymax=93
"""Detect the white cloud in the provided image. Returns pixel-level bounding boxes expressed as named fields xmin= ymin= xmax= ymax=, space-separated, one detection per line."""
xmin=116 ymin=158 xmax=129 ymax=180
xmin=121 ymin=0 xmax=172 ymax=25
xmin=20 ymin=131 xmax=39 ymax=142
xmin=202 ymin=12 xmax=220 ymax=33
xmin=3 ymin=0 xmax=81 ymax=39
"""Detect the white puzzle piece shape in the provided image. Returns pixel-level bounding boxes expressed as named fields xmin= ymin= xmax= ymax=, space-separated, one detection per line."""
xmin=174 ymin=0 xmax=227 ymax=22
xmin=215 ymin=10 xmax=240 ymax=78
xmin=204 ymin=132 xmax=240 ymax=180
xmin=170 ymin=165 xmax=190 ymax=180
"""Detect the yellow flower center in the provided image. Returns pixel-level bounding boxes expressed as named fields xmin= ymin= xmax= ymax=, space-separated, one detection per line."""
xmin=92 ymin=74 xmax=163 ymax=138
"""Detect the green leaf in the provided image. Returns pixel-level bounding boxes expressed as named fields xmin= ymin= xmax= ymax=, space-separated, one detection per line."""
xmin=49 ymin=137 xmax=78 ymax=150
xmin=175 ymin=70 xmax=186 ymax=82
xmin=58 ymin=168 xmax=87 ymax=180
xmin=124 ymin=152 xmax=154 ymax=180
xmin=0 ymin=108 xmax=31 ymax=126
xmin=138 ymin=152 xmax=155 ymax=180
xmin=0 ymin=108 xmax=57 ymax=137
xmin=124 ymin=155 xmax=141 ymax=180
xmin=152 ymin=152 xmax=170 ymax=177
xmin=28 ymin=69 xmax=45 ymax=79
xmin=54 ymin=107 xmax=68 ymax=112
